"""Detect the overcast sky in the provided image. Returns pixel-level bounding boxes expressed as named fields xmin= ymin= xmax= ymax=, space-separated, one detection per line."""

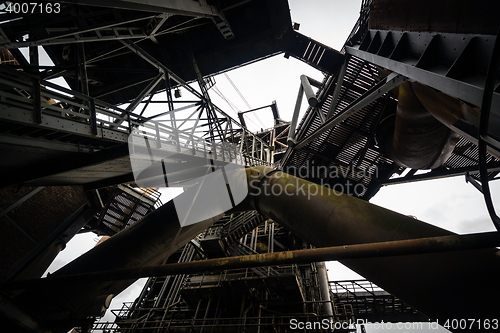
xmin=39 ymin=1 xmax=500 ymax=331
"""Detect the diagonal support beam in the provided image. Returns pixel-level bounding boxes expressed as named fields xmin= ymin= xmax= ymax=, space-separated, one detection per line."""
xmin=0 ymin=12 xmax=155 ymax=49
xmin=120 ymin=39 xmax=203 ymax=99
xmin=146 ymin=13 xmax=173 ymax=43
xmin=293 ymin=73 xmax=406 ymax=150
xmin=0 ymin=187 xmax=45 ymax=220
xmin=327 ymin=55 xmax=349 ymax=119
xmin=109 ymin=73 xmax=164 ymax=129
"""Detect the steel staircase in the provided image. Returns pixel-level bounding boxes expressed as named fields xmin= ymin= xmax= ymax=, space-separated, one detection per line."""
xmin=84 ymin=185 xmax=160 ymax=235
xmin=345 ymin=29 xmax=500 ymax=155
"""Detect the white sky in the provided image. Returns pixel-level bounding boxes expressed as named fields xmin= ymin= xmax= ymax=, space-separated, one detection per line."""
xmin=37 ymin=1 xmax=500 ymax=331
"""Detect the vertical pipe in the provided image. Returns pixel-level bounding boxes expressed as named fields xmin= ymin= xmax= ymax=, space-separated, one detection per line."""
xmin=267 ymin=221 xmax=271 ymax=253
xmin=238 ymin=295 xmax=246 ymax=333
xmin=316 ymin=262 xmax=334 ymax=321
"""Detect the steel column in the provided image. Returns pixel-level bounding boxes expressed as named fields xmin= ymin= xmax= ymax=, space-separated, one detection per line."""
xmin=316 ymin=261 xmax=333 ymax=321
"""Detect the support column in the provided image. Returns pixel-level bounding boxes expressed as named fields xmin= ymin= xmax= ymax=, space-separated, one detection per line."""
xmin=316 ymin=262 xmax=333 ymax=321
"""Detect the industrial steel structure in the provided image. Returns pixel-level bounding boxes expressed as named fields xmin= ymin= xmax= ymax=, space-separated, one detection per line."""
xmin=0 ymin=0 xmax=499 ymax=332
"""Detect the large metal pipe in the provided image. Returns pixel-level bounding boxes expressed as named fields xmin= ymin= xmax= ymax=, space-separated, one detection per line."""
xmin=244 ymin=167 xmax=500 ymax=328
xmin=300 ymin=75 xmax=319 ymax=107
xmin=378 ymin=81 xmax=460 ymax=169
xmin=9 ymin=175 xmax=227 ymax=331
xmin=409 ymin=81 xmax=500 ymax=159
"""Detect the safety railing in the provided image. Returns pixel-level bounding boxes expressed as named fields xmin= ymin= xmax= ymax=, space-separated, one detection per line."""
xmin=329 ymin=279 xmax=385 ymax=299
xmin=0 ymin=64 xmax=271 ymax=166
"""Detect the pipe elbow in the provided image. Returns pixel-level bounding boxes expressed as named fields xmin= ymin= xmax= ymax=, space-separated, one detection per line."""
xmin=378 ymin=81 xmax=460 ymax=169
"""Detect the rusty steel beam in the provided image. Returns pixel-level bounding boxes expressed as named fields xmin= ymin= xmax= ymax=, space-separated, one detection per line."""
xmin=7 ymin=231 xmax=500 ymax=289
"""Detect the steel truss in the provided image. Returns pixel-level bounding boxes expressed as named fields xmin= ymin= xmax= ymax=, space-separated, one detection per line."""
xmin=0 ymin=29 xmax=271 ymax=188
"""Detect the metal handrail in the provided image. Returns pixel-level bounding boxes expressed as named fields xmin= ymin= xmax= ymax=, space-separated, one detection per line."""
xmin=0 ymin=64 xmax=270 ymax=165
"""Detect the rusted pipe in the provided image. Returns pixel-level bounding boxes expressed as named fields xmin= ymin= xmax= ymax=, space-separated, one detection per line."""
xmin=7 ymin=232 xmax=500 ymax=289
xmin=246 ymin=167 xmax=500 ymax=326
xmin=8 ymin=172 xmax=229 ymax=330
xmin=378 ymin=81 xmax=460 ymax=169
